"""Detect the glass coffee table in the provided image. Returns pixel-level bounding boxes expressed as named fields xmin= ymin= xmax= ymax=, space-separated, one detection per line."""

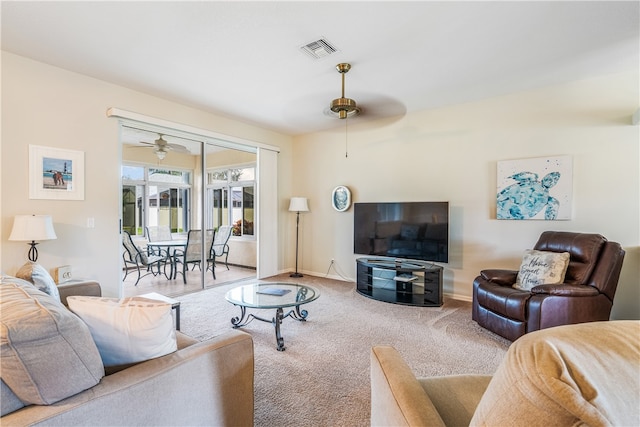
xmin=225 ymin=282 xmax=320 ymax=351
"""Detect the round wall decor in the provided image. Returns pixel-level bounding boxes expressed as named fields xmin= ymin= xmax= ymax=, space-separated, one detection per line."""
xmin=331 ymin=185 xmax=351 ymax=212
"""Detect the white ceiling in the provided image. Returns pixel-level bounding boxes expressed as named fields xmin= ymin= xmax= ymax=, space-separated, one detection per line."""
xmin=2 ymin=1 xmax=638 ymax=136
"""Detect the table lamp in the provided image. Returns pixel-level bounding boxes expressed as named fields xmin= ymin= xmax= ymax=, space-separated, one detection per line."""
xmin=288 ymin=197 xmax=309 ymax=278
xmin=9 ymin=215 xmax=57 ymax=262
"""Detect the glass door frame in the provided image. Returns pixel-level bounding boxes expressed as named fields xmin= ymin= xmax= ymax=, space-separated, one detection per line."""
xmin=112 ymin=108 xmax=278 ymax=297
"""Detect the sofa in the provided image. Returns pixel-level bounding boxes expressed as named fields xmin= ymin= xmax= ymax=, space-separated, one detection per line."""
xmin=1 ymin=276 xmax=254 ymax=426
xmin=371 ymin=320 xmax=640 ymax=426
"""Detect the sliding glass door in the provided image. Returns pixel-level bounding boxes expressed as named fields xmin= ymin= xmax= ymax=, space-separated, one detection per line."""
xmin=119 ymin=123 xmax=260 ymax=296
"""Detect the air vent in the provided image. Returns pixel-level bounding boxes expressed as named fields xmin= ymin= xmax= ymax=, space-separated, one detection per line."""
xmin=300 ymin=38 xmax=339 ymax=59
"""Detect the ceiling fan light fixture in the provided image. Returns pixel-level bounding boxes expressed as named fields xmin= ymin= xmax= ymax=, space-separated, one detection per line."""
xmin=154 ymin=148 xmax=167 ymax=160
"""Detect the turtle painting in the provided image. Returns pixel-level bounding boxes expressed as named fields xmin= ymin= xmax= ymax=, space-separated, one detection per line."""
xmin=497 ymin=171 xmax=561 ymax=220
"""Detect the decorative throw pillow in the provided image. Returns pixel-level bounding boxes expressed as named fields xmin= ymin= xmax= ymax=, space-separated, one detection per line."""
xmin=15 ymin=261 xmax=61 ymax=301
xmin=0 ymin=279 xmax=104 ymax=407
xmin=514 ymin=249 xmax=570 ymax=291
xmin=67 ymin=296 xmax=178 ymax=367
xmin=1 ymin=379 xmax=24 ymax=416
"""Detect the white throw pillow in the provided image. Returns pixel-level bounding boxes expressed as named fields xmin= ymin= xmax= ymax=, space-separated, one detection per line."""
xmin=514 ymin=250 xmax=570 ymax=291
xmin=67 ymin=296 xmax=177 ymax=367
xmin=15 ymin=262 xmax=61 ymax=302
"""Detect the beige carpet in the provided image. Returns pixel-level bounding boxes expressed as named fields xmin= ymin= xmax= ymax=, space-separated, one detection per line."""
xmin=177 ymin=274 xmax=510 ymax=427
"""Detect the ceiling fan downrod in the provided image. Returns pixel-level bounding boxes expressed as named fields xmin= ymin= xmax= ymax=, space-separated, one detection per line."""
xmin=330 ymin=63 xmax=360 ymax=119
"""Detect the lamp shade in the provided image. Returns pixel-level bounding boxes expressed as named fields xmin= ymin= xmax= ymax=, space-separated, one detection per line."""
xmin=288 ymin=197 xmax=309 ymax=213
xmin=9 ymin=215 xmax=57 ymax=242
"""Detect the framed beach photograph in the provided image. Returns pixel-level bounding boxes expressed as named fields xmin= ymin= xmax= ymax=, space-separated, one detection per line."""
xmin=331 ymin=185 xmax=351 ymax=212
xmin=29 ymin=145 xmax=85 ymax=200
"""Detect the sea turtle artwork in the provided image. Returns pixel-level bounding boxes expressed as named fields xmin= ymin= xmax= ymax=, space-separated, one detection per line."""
xmin=497 ymin=171 xmax=561 ymax=220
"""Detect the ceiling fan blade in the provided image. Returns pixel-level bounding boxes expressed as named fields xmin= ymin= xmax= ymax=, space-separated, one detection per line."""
xmin=128 ymin=142 xmax=155 ymax=149
xmin=355 ymin=94 xmax=407 ymax=120
xmin=167 ymin=143 xmax=190 ymax=153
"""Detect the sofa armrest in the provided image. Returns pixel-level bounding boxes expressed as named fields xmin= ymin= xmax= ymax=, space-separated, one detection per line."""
xmin=531 ymin=284 xmax=600 ymax=297
xmin=371 ymin=346 xmax=446 ymax=427
xmin=2 ymin=330 xmax=254 ymax=427
xmin=57 ymin=280 xmax=101 ymax=306
xmin=480 ymin=269 xmax=518 ymax=286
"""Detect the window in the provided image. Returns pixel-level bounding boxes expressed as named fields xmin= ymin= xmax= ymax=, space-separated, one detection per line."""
xmin=122 ymin=164 xmax=192 ymax=236
xmin=206 ymin=165 xmax=255 ymax=237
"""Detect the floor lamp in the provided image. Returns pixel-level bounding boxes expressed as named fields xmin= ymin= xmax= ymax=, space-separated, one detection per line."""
xmin=289 ymin=197 xmax=309 ymax=278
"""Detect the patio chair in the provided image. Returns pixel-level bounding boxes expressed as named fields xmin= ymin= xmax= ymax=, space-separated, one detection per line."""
xmin=206 ymin=229 xmax=217 ymax=280
xmin=146 ymin=225 xmax=172 ymax=242
xmin=146 ymin=225 xmax=173 ymax=257
xmin=174 ymin=229 xmax=214 ymax=284
xmin=211 ymin=225 xmax=233 ymax=270
xmin=122 ymin=230 xmax=167 ymax=286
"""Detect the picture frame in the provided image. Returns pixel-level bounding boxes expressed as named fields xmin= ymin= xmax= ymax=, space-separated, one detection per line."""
xmin=331 ymin=185 xmax=351 ymax=212
xmin=29 ymin=145 xmax=85 ymax=200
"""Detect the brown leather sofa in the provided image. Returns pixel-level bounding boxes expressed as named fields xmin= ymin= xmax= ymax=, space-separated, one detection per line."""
xmin=472 ymin=231 xmax=625 ymax=341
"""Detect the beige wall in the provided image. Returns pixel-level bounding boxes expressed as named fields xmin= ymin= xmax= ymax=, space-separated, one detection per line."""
xmin=2 ymin=51 xmax=638 ymax=320
xmin=292 ymin=71 xmax=639 ymax=320
xmin=1 ymin=52 xmax=291 ymax=296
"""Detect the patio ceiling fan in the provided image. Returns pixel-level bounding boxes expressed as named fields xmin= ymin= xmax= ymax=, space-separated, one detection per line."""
xmin=137 ymin=134 xmax=190 ymax=160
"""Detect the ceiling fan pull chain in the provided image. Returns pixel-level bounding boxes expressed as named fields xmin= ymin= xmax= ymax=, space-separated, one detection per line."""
xmin=345 ymin=116 xmax=348 ymax=158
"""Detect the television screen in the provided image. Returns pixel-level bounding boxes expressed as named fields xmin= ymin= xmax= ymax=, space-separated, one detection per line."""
xmin=354 ymin=202 xmax=449 ymax=263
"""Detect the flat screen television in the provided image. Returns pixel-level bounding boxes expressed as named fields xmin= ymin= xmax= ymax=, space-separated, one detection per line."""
xmin=354 ymin=201 xmax=449 ymax=263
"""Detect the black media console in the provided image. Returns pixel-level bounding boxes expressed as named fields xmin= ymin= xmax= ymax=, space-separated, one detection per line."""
xmin=356 ymin=257 xmax=443 ymax=307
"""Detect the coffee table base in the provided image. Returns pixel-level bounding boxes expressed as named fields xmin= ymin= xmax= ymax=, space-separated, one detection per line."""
xmin=230 ymin=305 xmax=309 ymax=351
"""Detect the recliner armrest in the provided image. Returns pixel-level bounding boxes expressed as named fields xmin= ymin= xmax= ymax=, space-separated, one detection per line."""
xmin=531 ymin=284 xmax=600 ymax=297
xmin=480 ymin=269 xmax=518 ymax=286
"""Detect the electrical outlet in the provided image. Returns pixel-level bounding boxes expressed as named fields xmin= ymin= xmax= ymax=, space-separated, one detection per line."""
xmin=54 ymin=265 xmax=72 ymax=284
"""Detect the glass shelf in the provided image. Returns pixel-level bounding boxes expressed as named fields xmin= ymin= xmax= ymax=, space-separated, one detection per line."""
xmin=356 ymin=257 xmax=443 ymax=307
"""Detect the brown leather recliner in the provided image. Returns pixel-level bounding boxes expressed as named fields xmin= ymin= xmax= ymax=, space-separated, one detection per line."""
xmin=472 ymin=231 xmax=625 ymax=341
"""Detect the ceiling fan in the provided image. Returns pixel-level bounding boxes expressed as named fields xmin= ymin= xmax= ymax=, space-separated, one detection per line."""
xmin=137 ymin=134 xmax=190 ymax=160
xmin=323 ymin=63 xmax=406 ymax=124
xmin=326 ymin=63 xmax=361 ymax=120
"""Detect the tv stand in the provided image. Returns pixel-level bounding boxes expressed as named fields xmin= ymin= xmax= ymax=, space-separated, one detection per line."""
xmin=356 ymin=257 xmax=443 ymax=306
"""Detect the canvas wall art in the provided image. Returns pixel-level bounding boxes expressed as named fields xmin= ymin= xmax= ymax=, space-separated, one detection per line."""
xmin=496 ymin=155 xmax=572 ymax=220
